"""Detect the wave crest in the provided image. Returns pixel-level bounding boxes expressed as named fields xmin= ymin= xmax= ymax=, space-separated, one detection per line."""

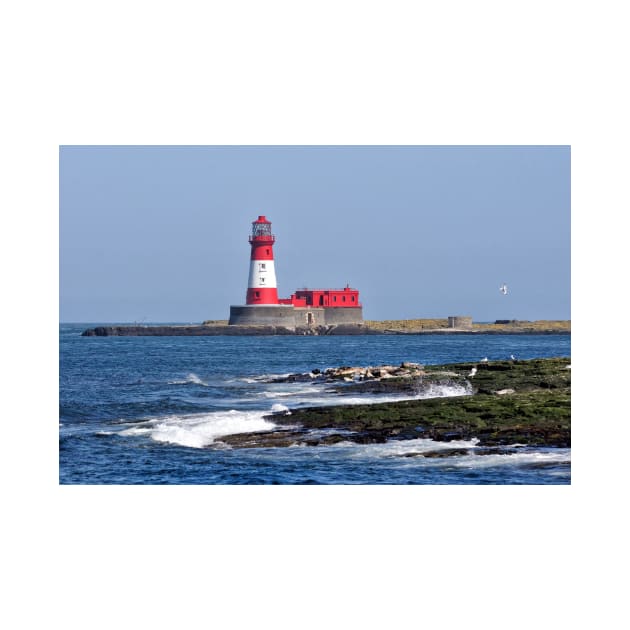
xmin=119 ymin=409 xmax=276 ymax=448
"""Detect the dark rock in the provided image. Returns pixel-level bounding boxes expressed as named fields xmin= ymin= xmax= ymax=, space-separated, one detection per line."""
xmin=420 ymin=448 xmax=471 ymax=458
xmin=474 ymin=447 xmax=517 ymax=456
xmin=82 ymin=325 xmax=297 ymax=336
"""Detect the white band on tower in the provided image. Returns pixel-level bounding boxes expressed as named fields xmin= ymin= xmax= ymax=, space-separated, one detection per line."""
xmin=248 ymin=259 xmax=277 ymax=289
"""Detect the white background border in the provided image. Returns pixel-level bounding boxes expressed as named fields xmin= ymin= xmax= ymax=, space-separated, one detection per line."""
xmin=3 ymin=1 xmax=628 ymax=628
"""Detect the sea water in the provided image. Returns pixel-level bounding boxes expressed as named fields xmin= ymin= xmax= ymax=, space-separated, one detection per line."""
xmin=59 ymin=325 xmax=571 ymax=484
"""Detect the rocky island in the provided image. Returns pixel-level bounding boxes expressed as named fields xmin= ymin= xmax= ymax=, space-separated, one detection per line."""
xmin=81 ymin=319 xmax=570 ymax=336
xmin=218 ymin=357 xmax=571 ymax=451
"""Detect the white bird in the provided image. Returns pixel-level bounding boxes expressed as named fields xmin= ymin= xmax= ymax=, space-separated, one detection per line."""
xmin=468 ymin=367 xmax=477 ymax=377
xmin=510 ymin=354 xmax=516 ymax=361
xmin=481 ymin=357 xmax=488 ymax=363
xmin=499 ymin=283 xmax=508 ymax=295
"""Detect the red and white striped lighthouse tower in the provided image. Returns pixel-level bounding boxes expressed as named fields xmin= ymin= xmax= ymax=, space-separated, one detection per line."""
xmin=245 ymin=215 xmax=280 ymax=305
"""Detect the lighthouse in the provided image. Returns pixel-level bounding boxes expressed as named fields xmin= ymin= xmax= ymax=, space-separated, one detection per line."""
xmin=229 ymin=215 xmax=363 ymax=329
xmin=245 ymin=216 xmax=279 ymax=305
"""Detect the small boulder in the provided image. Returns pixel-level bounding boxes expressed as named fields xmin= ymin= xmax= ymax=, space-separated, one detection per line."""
xmin=421 ymin=448 xmax=471 ymax=458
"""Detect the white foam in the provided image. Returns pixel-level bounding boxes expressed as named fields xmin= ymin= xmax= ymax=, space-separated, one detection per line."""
xmin=302 ymin=382 xmax=472 ymax=408
xmin=253 ymin=382 xmax=472 ymax=412
xmin=321 ymin=438 xmax=570 ymax=469
xmin=260 ymin=384 xmax=327 ymax=398
xmin=118 ymin=409 xmax=277 ymax=448
xmin=416 ymin=383 xmax=473 ymax=399
xmin=116 ymin=380 xmax=473 ymax=450
xmin=167 ymin=372 xmax=209 ymax=386
xmin=448 ymin=449 xmax=571 ymax=470
xmin=327 ymin=437 xmax=481 ymax=458
xmin=262 ymin=390 xmax=304 ymax=398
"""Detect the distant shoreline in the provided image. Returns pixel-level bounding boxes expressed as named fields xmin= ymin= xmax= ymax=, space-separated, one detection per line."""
xmin=80 ymin=319 xmax=570 ymax=337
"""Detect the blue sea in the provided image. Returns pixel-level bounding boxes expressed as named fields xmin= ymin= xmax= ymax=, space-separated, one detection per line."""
xmin=59 ymin=324 xmax=571 ymax=484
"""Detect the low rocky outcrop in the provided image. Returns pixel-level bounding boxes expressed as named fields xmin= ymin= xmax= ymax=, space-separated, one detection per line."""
xmin=269 ymin=361 xmax=425 ymax=383
xmin=81 ymin=320 xmax=570 ymax=336
xmin=81 ymin=325 xmax=292 ymax=336
xmin=81 ymin=324 xmax=377 ymax=336
xmin=267 ymin=361 xmax=467 ymax=395
xmin=218 ymin=358 xmax=571 ymax=450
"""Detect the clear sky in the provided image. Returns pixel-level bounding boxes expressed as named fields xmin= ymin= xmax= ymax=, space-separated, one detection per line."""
xmin=60 ymin=145 xmax=570 ymax=323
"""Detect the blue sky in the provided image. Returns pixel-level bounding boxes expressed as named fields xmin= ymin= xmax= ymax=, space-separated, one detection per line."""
xmin=59 ymin=145 xmax=570 ymax=322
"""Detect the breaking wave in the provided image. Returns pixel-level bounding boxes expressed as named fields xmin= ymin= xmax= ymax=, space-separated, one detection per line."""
xmin=111 ymin=378 xmax=473 ymax=450
xmin=286 ymin=382 xmax=472 ymax=408
xmin=118 ymin=409 xmax=277 ymax=448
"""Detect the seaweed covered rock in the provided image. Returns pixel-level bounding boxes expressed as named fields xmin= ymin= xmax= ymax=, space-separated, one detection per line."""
xmin=218 ymin=357 xmax=571 ymax=449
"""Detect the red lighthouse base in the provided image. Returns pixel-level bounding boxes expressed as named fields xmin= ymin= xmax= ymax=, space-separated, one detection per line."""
xmin=246 ymin=287 xmax=280 ymax=304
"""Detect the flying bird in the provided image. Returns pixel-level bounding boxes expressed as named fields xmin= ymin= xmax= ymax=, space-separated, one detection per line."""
xmin=499 ymin=283 xmax=508 ymax=295
xmin=510 ymin=354 xmax=516 ymax=361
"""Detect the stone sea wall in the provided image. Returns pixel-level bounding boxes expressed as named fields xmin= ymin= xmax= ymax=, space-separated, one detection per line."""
xmin=228 ymin=304 xmax=363 ymax=328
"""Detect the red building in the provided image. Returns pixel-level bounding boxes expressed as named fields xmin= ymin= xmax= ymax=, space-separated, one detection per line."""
xmin=279 ymin=286 xmax=361 ymax=308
